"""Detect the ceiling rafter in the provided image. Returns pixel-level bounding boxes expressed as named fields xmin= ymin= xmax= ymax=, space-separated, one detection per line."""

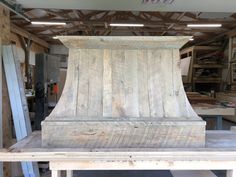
xmin=162 ymin=12 xmax=186 ymax=36
xmin=10 ymin=8 xmax=236 ymax=43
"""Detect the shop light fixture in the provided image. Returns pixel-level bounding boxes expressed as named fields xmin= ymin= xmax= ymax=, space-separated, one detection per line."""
xmin=109 ymin=23 xmax=144 ymax=27
xmin=31 ymin=21 xmax=66 ymax=25
xmin=187 ymin=24 xmax=222 ymax=28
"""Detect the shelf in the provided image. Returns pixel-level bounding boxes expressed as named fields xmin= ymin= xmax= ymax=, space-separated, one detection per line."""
xmin=180 ymin=45 xmax=222 ymax=91
xmin=193 ymin=64 xmax=222 ymax=68
xmin=193 ymin=77 xmax=221 ymax=83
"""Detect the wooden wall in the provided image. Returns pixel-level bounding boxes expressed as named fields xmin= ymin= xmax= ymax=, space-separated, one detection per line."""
xmin=0 ymin=5 xmax=12 ymax=177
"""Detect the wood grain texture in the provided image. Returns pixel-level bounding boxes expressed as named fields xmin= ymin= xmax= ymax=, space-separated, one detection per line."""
xmin=137 ymin=50 xmax=150 ymax=117
xmin=147 ymin=49 xmax=163 ymax=117
xmin=49 ymin=37 xmax=199 ymax=119
xmin=42 ymin=119 xmax=205 ymax=148
xmin=103 ymin=49 xmax=112 ymax=117
xmin=0 ymin=6 xmax=11 ymax=177
xmin=124 ymin=50 xmax=139 ymax=117
xmin=111 ymin=50 xmax=126 ymax=117
xmin=42 ymin=36 xmax=205 ymax=148
xmin=87 ymin=49 xmax=103 ymax=117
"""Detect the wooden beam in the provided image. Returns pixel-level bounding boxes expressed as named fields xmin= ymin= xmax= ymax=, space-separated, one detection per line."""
xmin=33 ymin=25 xmax=226 ymax=37
xmin=184 ymin=12 xmax=198 ymax=20
xmin=162 ymin=12 xmax=186 ymax=36
xmin=10 ymin=23 xmax=49 ymax=48
xmin=18 ymin=36 xmax=32 ymax=88
xmin=228 ymin=27 xmax=236 ymax=37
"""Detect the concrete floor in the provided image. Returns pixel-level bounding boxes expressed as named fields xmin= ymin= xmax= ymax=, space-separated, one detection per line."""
xmin=75 ymin=170 xmax=173 ymax=177
xmin=71 ymin=170 xmax=226 ymax=177
xmin=221 ymin=119 xmax=236 ymax=130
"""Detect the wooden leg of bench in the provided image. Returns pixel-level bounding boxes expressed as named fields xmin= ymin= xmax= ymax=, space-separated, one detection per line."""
xmin=66 ymin=170 xmax=73 ymax=177
xmin=52 ymin=170 xmax=61 ymax=177
xmin=227 ymin=170 xmax=236 ymax=177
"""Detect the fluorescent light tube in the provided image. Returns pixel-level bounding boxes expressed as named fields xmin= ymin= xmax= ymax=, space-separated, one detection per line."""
xmin=110 ymin=23 xmax=144 ymax=27
xmin=187 ymin=24 xmax=222 ymax=28
xmin=31 ymin=21 xmax=66 ymax=25
xmin=189 ymin=38 xmax=194 ymax=41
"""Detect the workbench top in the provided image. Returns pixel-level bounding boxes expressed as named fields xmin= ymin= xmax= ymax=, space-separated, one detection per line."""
xmin=1 ymin=130 xmax=236 ymax=162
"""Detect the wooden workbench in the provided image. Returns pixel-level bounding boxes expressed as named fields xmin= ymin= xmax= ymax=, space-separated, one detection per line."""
xmin=1 ymin=131 xmax=236 ymax=177
xmin=193 ymin=103 xmax=235 ymax=130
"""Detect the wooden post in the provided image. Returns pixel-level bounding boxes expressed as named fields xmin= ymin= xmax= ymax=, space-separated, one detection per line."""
xmin=228 ymin=37 xmax=233 ymax=84
xmin=0 ymin=5 xmax=12 ymax=177
xmin=66 ymin=170 xmax=73 ymax=177
xmin=227 ymin=170 xmax=236 ymax=177
xmin=18 ymin=35 xmax=32 ymax=89
xmin=51 ymin=170 xmax=61 ymax=177
xmin=0 ymin=18 xmax=2 ymax=177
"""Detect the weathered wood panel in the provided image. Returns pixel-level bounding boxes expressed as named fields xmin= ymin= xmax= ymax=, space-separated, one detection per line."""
xmin=42 ymin=119 xmax=205 ymax=148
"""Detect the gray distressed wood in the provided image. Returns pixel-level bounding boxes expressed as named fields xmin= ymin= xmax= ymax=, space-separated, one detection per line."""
xmin=88 ymin=49 xmax=103 ymax=117
xmin=103 ymin=49 xmax=112 ymax=117
xmin=77 ymin=49 xmax=89 ymax=116
xmin=137 ymin=50 xmax=150 ymax=117
xmin=3 ymin=45 xmax=40 ymax=177
xmin=42 ymin=36 xmax=206 ymax=148
xmin=42 ymin=119 xmax=205 ymax=148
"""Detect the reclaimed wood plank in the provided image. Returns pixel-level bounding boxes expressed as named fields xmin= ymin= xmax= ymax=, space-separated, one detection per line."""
xmin=137 ymin=50 xmax=150 ymax=117
xmin=88 ymin=49 xmax=103 ymax=117
xmin=147 ymin=49 xmax=163 ymax=117
xmin=161 ymin=49 xmax=176 ymax=117
xmin=103 ymin=49 xmax=112 ymax=117
xmin=124 ymin=50 xmax=139 ymax=117
xmin=77 ymin=49 xmax=89 ymax=116
xmin=111 ymin=50 xmax=126 ymax=117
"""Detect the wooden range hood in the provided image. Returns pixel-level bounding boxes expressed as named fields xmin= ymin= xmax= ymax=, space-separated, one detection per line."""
xmin=42 ymin=36 xmax=206 ymax=148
